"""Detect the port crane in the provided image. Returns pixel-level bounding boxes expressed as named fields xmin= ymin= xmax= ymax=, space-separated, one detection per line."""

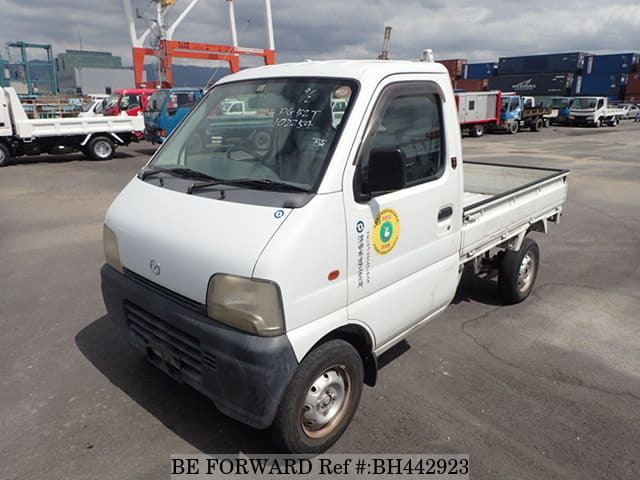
xmin=122 ymin=0 xmax=276 ymax=87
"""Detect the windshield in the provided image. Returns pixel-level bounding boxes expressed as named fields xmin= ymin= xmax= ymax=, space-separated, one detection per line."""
xmin=149 ymin=78 xmax=358 ymax=193
xmin=550 ymin=98 xmax=570 ymax=108
xmin=572 ymin=98 xmax=597 ymax=109
xmin=104 ymin=93 xmax=121 ymax=110
xmin=147 ymin=90 xmax=168 ymax=112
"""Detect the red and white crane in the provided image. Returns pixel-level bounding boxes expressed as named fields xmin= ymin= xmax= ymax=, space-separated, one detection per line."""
xmin=121 ymin=0 xmax=277 ymax=87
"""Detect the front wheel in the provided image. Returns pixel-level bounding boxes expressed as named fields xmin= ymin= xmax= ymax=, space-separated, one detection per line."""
xmin=87 ymin=136 xmax=115 ymax=160
xmin=271 ymin=339 xmax=364 ymax=454
xmin=507 ymin=121 xmax=519 ymax=134
xmin=608 ymin=117 xmax=619 ymax=127
xmin=498 ymin=237 xmax=540 ymax=304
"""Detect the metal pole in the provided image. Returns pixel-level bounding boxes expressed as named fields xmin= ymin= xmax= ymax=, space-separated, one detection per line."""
xmin=264 ymin=0 xmax=275 ymax=50
xmin=227 ymin=0 xmax=239 ymax=47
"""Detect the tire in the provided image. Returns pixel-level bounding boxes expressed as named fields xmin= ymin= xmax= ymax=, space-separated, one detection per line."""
xmin=271 ymin=339 xmax=364 ymax=454
xmin=507 ymin=121 xmax=519 ymax=134
xmin=87 ymin=136 xmax=115 ymax=160
xmin=253 ymin=129 xmax=271 ymax=150
xmin=530 ymin=118 xmax=543 ymax=132
xmin=498 ymin=237 xmax=540 ymax=304
xmin=469 ymin=124 xmax=485 ymax=137
xmin=608 ymin=117 xmax=619 ymax=127
xmin=0 ymin=143 xmax=13 ymax=167
xmin=594 ymin=117 xmax=603 ymax=128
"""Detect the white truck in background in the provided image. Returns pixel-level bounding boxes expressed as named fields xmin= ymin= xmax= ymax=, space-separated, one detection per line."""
xmin=0 ymin=87 xmax=145 ymax=166
xmin=567 ymin=96 xmax=625 ymax=127
xmin=455 ymin=90 xmax=503 ymax=137
xmin=101 ymin=59 xmax=569 ymax=454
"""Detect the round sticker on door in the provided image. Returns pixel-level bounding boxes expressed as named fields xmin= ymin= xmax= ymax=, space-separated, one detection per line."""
xmin=372 ymin=208 xmax=401 ymax=255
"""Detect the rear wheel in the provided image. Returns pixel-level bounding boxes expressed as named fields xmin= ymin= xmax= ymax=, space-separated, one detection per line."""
xmin=0 ymin=143 xmax=13 ymax=167
xmin=530 ymin=117 xmax=543 ymax=132
xmin=498 ymin=237 xmax=540 ymax=304
xmin=470 ymin=124 xmax=485 ymax=137
xmin=271 ymin=339 xmax=364 ymax=454
xmin=87 ymin=136 xmax=115 ymax=160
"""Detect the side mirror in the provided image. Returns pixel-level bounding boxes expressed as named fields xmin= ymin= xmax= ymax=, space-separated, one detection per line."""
xmin=167 ymin=104 xmax=178 ymax=116
xmin=366 ymin=146 xmax=407 ymax=198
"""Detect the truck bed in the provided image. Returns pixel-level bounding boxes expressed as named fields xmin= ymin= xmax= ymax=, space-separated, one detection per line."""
xmin=461 ymin=162 xmax=569 ymax=262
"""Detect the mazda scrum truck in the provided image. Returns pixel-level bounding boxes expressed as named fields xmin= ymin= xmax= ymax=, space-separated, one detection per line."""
xmin=101 ymin=59 xmax=569 ymax=453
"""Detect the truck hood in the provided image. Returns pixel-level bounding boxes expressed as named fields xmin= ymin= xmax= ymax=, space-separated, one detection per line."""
xmin=105 ymin=178 xmax=290 ymax=304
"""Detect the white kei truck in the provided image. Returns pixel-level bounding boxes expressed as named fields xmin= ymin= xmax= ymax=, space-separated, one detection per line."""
xmin=100 ymin=59 xmax=569 ymax=453
xmin=0 ymin=87 xmax=144 ymax=167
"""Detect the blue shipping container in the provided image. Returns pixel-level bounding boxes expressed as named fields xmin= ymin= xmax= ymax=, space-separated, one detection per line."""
xmin=585 ymin=53 xmax=640 ymax=74
xmin=463 ymin=62 xmax=497 ymax=79
xmin=572 ymin=74 xmax=628 ymax=96
xmin=497 ymin=52 xmax=589 ymax=75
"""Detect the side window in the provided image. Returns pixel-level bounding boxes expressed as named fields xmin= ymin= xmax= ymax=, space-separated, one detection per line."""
xmin=468 ymin=100 xmax=475 ymax=111
xmin=357 ymin=88 xmax=444 ymax=197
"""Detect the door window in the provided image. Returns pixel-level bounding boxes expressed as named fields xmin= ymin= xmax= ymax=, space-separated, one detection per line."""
xmin=356 ymin=84 xmax=444 ymax=198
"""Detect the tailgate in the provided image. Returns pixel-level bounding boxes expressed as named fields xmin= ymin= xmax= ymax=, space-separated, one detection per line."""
xmin=461 ymin=162 xmax=569 ymax=261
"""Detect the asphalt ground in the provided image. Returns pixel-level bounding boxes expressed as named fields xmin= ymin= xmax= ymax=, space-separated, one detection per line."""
xmin=1 ymin=121 xmax=639 ymax=479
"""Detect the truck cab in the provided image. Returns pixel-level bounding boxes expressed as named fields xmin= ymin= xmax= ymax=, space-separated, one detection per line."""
xmin=546 ymin=97 xmax=574 ymax=125
xmin=568 ymin=96 xmax=623 ymax=127
xmin=104 ymin=88 xmax=157 ymax=117
xmin=144 ymin=88 xmax=203 ymax=144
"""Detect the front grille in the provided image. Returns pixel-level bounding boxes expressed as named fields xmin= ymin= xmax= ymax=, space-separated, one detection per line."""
xmin=124 ymin=302 xmax=217 ymax=384
xmin=124 ymin=268 xmax=205 ymax=314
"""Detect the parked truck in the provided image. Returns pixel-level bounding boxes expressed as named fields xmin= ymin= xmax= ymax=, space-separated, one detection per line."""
xmin=500 ymin=94 xmax=552 ymax=133
xmin=0 ymin=87 xmax=145 ymax=166
xmin=544 ymin=96 xmax=574 ymax=125
xmin=567 ymin=96 xmax=625 ymax=127
xmin=103 ymin=88 xmax=157 ymax=117
xmin=144 ymin=88 xmax=204 ymax=144
xmin=455 ymin=90 xmax=503 ymax=137
xmin=100 ymin=59 xmax=569 ymax=453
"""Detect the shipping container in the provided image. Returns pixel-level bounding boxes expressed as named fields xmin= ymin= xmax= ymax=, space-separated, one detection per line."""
xmin=454 ymin=78 xmax=490 ymax=91
xmin=626 ymin=73 xmax=640 ymax=94
xmin=439 ymin=59 xmax=467 ymax=79
xmin=463 ymin=62 xmax=497 ymax=79
xmin=585 ymin=53 xmax=640 ymax=75
xmin=572 ymin=74 xmax=628 ymax=96
xmin=489 ymin=73 xmax=574 ymax=95
xmin=624 ymin=94 xmax=640 ymax=103
xmin=497 ymin=52 xmax=589 ymax=75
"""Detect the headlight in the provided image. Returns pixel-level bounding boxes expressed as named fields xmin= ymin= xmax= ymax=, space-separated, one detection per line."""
xmin=103 ymin=224 xmax=123 ymax=273
xmin=206 ymin=274 xmax=285 ymax=337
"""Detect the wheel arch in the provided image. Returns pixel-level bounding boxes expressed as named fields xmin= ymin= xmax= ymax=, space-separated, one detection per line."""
xmin=304 ymin=324 xmax=378 ymax=387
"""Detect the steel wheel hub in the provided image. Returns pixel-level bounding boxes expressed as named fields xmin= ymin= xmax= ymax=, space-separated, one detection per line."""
xmin=517 ymin=251 xmax=536 ymax=292
xmin=302 ymin=367 xmax=348 ymax=435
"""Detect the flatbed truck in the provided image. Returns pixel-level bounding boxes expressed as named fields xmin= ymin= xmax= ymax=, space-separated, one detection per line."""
xmin=100 ymin=59 xmax=569 ymax=453
xmin=0 ymin=87 xmax=144 ymax=166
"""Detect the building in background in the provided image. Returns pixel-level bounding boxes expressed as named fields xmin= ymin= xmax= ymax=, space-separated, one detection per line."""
xmin=57 ymin=50 xmax=133 ymax=95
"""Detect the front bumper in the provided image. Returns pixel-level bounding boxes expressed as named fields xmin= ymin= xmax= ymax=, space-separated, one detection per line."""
xmin=100 ymin=264 xmax=298 ymax=429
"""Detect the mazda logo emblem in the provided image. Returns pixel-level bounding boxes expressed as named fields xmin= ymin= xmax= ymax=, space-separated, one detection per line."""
xmin=149 ymin=259 xmax=161 ymax=275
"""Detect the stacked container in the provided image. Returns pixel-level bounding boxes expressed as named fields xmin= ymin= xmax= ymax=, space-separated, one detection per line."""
xmin=626 ymin=72 xmax=640 ymax=103
xmin=573 ymin=52 xmax=638 ymax=102
xmin=463 ymin=62 xmax=497 ymax=79
xmin=489 ymin=52 xmax=586 ymax=96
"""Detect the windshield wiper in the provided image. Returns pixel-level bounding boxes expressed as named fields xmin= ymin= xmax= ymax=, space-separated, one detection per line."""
xmin=139 ymin=166 xmax=216 ymax=181
xmin=187 ymin=178 xmax=309 ymax=194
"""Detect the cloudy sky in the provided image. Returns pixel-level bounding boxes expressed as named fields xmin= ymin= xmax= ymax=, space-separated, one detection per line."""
xmin=1 ymin=0 xmax=639 ymax=67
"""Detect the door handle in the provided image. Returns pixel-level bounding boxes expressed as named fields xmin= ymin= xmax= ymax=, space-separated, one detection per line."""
xmin=438 ymin=206 xmax=453 ymax=221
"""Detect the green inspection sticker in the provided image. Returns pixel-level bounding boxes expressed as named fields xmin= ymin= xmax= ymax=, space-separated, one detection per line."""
xmin=372 ymin=208 xmax=400 ymax=255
